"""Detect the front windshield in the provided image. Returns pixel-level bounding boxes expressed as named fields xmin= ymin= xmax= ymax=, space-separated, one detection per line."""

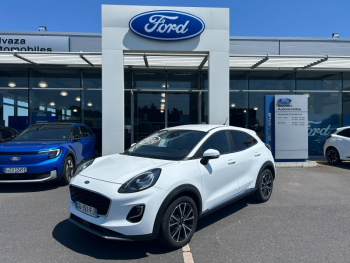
xmin=125 ymin=130 xmax=206 ymax=160
xmin=15 ymin=125 xmax=70 ymax=141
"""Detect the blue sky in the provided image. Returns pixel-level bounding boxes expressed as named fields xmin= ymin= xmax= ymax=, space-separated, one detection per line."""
xmin=1 ymin=0 xmax=348 ymax=38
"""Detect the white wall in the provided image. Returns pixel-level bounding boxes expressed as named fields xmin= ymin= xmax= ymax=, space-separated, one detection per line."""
xmin=102 ymin=5 xmax=230 ymax=155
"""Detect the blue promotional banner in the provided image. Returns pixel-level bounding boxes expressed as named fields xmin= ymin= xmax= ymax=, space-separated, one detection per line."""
xmin=32 ymin=111 xmax=52 ymax=124
xmin=264 ymin=95 xmax=275 ymax=157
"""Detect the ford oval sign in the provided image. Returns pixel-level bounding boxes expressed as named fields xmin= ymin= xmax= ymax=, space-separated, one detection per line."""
xmin=277 ymin=98 xmax=292 ymax=105
xmin=129 ymin=10 xmax=205 ymax=41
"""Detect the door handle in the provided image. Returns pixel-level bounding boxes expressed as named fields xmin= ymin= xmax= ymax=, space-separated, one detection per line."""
xmin=254 ymin=152 xmax=261 ymax=157
xmin=227 ymin=159 xmax=236 ymax=165
xmin=337 ymin=139 xmax=342 ymax=141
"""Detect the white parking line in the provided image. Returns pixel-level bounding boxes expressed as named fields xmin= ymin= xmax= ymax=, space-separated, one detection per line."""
xmin=182 ymin=244 xmax=194 ymax=263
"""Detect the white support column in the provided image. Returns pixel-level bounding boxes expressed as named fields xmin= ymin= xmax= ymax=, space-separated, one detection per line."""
xmin=208 ymin=51 xmax=230 ymax=125
xmin=102 ymin=49 xmax=124 ymax=156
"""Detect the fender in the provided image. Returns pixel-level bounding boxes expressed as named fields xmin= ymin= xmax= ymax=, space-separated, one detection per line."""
xmin=255 ymin=160 xmax=275 ymax=188
xmin=152 ymin=184 xmax=202 ymax=235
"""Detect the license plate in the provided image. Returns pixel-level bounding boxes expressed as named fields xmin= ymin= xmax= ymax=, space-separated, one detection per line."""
xmin=76 ymin=201 xmax=98 ymax=218
xmin=4 ymin=167 xmax=27 ymax=173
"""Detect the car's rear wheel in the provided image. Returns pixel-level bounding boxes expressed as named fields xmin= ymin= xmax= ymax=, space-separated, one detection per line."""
xmin=158 ymin=196 xmax=198 ymax=249
xmin=60 ymin=156 xmax=75 ymax=185
xmin=253 ymin=169 xmax=273 ymax=202
xmin=326 ymin=147 xmax=342 ymax=165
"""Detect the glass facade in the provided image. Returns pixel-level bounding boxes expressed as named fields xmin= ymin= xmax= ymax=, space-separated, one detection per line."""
xmin=1 ymin=67 xmax=350 ymax=157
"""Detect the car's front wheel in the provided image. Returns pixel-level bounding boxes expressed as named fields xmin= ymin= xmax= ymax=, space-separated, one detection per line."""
xmin=60 ymin=156 xmax=75 ymax=185
xmin=158 ymin=196 xmax=198 ymax=249
xmin=253 ymin=169 xmax=273 ymax=202
xmin=326 ymin=147 xmax=342 ymax=165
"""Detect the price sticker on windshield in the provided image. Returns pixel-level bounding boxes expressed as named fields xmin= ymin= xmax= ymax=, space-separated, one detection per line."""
xmin=140 ymin=136 xmax=161 ymax=145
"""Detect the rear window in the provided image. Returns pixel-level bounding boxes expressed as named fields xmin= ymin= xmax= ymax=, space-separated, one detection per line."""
xmin=230 ymin=131 xmax=255 ymax=152
xmin=337 ymin=128 xmax=350 ymax=138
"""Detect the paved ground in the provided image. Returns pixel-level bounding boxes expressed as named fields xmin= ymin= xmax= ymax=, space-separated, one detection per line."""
xmin=1 ymin=162 xmax=350 ymax=263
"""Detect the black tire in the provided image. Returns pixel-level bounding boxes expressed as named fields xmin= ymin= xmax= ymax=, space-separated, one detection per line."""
xmin=157 ymin=196 xmax=198 ymax=249
xmin=60 ymin=156 xmax=75 ymax=185
xmin=326 ymin=147 xmax=342 ymax=165
xmin=253 ymin=169 xmax=273 ymax=202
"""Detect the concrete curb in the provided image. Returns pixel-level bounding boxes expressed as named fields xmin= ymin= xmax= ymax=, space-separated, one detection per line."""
xmin=275 ymin=161 xmax=317 ymax=168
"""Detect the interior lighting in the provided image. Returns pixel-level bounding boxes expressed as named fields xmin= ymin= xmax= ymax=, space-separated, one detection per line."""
xmin=304 ymin=93 xmax=310 ymax=97
xmin=243 ymin=110 xmax=247 ymax=113
xmin=160 ymin=110 xmax=164 ymax=113
xmin=75 ymin=96 xmax=81 ymax=101
xmin=161 ymin=93 xmax=166 ymax=97
xmin=160 ymin=106 xmax=165 ymax=110
xmin=87 ymin=102 xmax=93 ymax=107
xmin=8 ymin=81 xmax=16 ymax=88
xmin=254 ymin=107 xmax=258 ymax=111
xmin=60 ymin=91 xmax=68 ymax=96
xmin=49 ymin=101 xmax=55 ymax=106
xmin=38 ymin=80 xmax=48 ymax=88
xmin=73 ymin=109 xmax=78 ymax=112
xmin=161 ymin=98 xmax=166 ymax=103
xmin=231 ymin=103 xmax=236 ymax=108
xmin=161 ymin=103 xmax=165 ymax=107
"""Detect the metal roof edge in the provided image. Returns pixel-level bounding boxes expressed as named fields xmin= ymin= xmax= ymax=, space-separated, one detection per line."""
xmin=0 ymin=31 xmax=101 ymax=37
xmin=230 ymin=36 xmax=350 ymax=42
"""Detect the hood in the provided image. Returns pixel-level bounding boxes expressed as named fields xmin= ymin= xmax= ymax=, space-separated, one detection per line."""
xmin=80 ymin=154 xmax=179 ymax=184
xmin=0 ymin=141 xmax=63 ymax=152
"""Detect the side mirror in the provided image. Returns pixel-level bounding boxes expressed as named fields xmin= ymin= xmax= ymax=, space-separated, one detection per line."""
xmin=130 ymin=143 xmax=136 ymax=147
xmin=200 ymin=149 xmax=220 ymax=165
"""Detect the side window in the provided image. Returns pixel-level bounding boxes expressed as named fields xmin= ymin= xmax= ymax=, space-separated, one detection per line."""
xmin=71 ymin=126 xmax=82 ymax=140
xmin=80 ymin=126 xmax=90 ymax=138
xmin=250 ymin=135 xmax=258 ymax=145
xmin=230 ymin=131 xmax=254 ymax=152
xmin=337 ymin=129 xmax=350 ymax=138
xmin=1 ymin=129 xmax=14 ymax=141
xmin=202 ymin=131 xmax=230 ymax=154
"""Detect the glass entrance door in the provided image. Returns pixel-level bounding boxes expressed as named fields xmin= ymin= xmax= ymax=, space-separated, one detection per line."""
xmin=133 ymin=93 xmax=165 ymax=143
xmin=167 ymin=93 xmax=199 ymax=127
xmin=131 ymin=92 xmax=200 ymax=143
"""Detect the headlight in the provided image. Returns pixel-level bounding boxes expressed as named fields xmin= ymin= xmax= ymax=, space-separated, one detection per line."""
xmin=39 ymin=149 xmax=61 ymax=159
xmin=73 ymin=159 xmax=95 ymax=177
xmin=118 ymin=168 xmax=161 ymax=194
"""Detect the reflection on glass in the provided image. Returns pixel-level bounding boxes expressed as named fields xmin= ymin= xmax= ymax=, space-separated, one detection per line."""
xmin=230 ymin=72 xmax=247 ymax=90
xmin=343 ymin=93 xmax=350 ymax=126
xmin=229 ymin=92 xmax=247 ymax=128
xmin=31 ymin=90 xmax=81 ymax=123
xmin=202 ymin=92 xmax=208 ymax=124
xmin=296 ymin=73 xmax=341 ymax=90
xmin=125 ymin=91 xmax=131 ymax=149
xmin=303 ymin=92 xmax=341 ymax=156
xmin=167 ymin=72 xmax=199 ymax=90
xmin=0 ymin=89 xmax=29 ymax=131
xmin=249 ymin=72 xmax=294 ymax=90
xmin=133 ymin=72 xmax=165 ymax=90
xmin=30 ymin=69 xmax=80 ymax=88
xmin=134 ymin=93 xmax=165 ymax=142
xmin=82 ymin=69 xmax=101 ymax=89
xmin=0 ymin=69 xmax=28 ymax=87
xmin=167 ymin=93 xmax=198 ymax=127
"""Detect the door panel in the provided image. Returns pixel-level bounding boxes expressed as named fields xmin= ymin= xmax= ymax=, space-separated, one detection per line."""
xmin=198 ymin=131 xmax=240 ymax=211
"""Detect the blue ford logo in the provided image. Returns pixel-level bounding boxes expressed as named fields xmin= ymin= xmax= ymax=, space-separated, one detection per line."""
xmin=277 ymin=98 xmax=292 ymax=105
xmin=129 ymin=10 xmax=205 ymax=41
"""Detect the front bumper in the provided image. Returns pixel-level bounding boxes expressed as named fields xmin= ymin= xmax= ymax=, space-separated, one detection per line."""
xmin=0 ymin=170 xmax=57 ymax=183
xmin=69 ymin=175 xmax=167 ymax=237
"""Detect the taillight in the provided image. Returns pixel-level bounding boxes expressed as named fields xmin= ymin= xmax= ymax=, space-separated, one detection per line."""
xmin=265 ymin=144 xmax=271 ymax=150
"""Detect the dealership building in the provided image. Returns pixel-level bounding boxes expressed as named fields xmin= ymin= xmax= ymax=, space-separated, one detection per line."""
xmin=0 ymin=5 xmax=349 ymax=158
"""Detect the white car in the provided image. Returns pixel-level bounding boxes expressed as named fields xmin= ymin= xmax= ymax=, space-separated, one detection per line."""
xmin=68 ymin=125 xmax=275 ymax=249
xmin=324 ymin=126 xmax=350 ymax=165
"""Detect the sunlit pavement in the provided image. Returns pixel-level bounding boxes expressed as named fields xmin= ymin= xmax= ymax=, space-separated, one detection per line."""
xmin=0 ymin=163 xmax=350 ymax=262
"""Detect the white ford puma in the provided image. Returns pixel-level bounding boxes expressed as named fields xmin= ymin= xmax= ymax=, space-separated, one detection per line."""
xmin=68 ymin=125 xmax=275 ymax=249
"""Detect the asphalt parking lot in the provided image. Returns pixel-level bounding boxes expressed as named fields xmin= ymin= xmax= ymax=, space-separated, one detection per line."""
xmin=1 ymin=162 xmax=350 ymax=263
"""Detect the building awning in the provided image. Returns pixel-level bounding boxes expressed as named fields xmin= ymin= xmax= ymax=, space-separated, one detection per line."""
xmin=229 ymin=55 xmax=350 ymax=70
xmin=1 ymin=51 xmax=350 ymax=70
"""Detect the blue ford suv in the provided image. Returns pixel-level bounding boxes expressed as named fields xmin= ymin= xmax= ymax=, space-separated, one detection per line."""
xmin=0 ymin=123 xmax=96 ymax=184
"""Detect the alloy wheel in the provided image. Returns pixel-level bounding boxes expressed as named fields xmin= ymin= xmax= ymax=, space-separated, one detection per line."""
xmin=66 ymin=159 xmax=74 ymax=181
xmin=261 ymin=172 xmax=273 ymax=197
xmin=169 ymin=203 xmax=194 ymax=242
xmin=327 ymin=149 xmax=338 ymax=164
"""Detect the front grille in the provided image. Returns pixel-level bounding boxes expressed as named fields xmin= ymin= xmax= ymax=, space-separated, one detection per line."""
xmin=69 ymin=185 xmax=111 ymax=216
xmin=0 ymin=172 xmax=50 ymax=180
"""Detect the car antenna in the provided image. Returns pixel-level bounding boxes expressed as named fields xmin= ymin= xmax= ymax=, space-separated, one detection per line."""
xmin=223 ymin=117 xmax=228 ymax=125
